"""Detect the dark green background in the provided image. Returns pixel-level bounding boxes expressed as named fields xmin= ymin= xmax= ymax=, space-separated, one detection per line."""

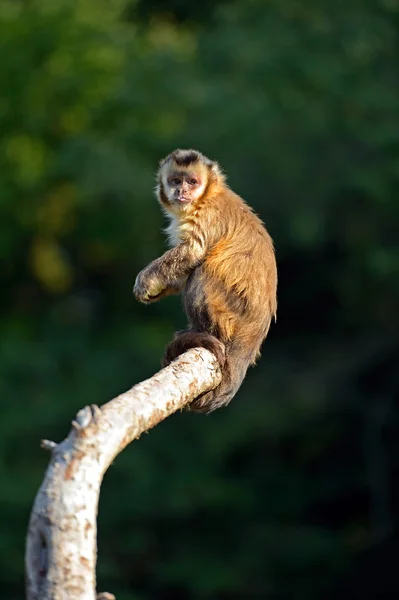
xmin=0 ymin=0 xmax=398 ymax=598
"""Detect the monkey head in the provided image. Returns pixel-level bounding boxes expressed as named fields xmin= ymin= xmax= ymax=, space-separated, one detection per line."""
xmin=156 ymin=149 xmax=223 ymax=213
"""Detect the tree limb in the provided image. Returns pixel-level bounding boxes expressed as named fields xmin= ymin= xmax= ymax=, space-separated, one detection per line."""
xmin=25 ymin=348 xmax=222 ymax=600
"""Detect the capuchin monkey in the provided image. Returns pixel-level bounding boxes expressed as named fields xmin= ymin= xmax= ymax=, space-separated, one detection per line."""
xmin=133 ymin=149 xmax=277 ymax=413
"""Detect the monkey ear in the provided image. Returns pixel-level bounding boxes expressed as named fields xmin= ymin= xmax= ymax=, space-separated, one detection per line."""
xmin=210 ymin=161 xmax=223 ymax=179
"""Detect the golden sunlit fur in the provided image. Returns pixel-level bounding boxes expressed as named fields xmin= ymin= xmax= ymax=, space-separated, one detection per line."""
xmin=133 ymin=149 xmax=277 ymax=413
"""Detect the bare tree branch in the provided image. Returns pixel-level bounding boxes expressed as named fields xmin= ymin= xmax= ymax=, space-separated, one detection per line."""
xmin=25 ymin=348 xmax=222 ymax=600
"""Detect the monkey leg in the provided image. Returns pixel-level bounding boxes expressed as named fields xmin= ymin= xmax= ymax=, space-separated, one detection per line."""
xmin=162 ymin=330 xmax=226 ymax=369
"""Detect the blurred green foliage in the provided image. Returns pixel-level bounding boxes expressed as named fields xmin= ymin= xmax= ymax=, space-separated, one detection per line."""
xmin=0 ymin=0 xmax=398 ymax=598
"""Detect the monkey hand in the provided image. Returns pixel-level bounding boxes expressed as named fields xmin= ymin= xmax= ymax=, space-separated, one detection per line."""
xmin=133 ymin=267 xmax=166 ymax=304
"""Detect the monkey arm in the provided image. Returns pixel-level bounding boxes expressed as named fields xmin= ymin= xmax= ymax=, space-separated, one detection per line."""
xmin=133 ymin=240 xmax=206 ymax=304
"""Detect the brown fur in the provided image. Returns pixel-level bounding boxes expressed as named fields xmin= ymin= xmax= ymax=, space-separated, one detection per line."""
xmin=133 ymin=149 xmax=277 ymax=413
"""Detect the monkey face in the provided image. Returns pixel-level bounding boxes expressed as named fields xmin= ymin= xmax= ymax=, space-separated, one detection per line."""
xmin=162 ymin=169 xmax=207 ymax=209
xmin=166 ymin=171 xmax=203 ymax=204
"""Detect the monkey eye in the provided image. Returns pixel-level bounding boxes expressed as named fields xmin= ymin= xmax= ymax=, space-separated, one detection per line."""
xmin=189 ymin=179 xmax=198 ymax=186
xmin=171 ymin=177 xmax=181 ymax=185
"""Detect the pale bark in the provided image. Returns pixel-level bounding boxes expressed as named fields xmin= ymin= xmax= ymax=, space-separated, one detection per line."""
xmin=25 ymin=348 xmax=222 ymax=600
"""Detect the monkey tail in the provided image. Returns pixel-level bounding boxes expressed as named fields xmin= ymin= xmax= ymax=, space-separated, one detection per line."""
xmin=189 ymin=342 xmax=251 ymax=414
xmin=163 ymin=334 xmax=251 ymax=414
xmin=162 ymin=330 xmax=226 ymax=371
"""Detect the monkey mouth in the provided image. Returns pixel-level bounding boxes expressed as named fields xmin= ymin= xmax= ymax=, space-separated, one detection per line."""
xmin=177 ymin=196 xmax=191 ymax=203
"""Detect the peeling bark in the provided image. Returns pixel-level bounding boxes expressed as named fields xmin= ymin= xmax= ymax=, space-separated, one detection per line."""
xmin=25 ymin=348 xmax=222 ymax=600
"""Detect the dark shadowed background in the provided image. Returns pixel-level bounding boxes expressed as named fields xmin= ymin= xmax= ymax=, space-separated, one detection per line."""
xmin=0 ymin=0 xmax=398 ymax=598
